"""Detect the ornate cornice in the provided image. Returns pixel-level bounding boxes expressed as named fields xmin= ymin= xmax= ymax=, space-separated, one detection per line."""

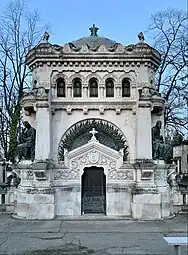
xmin=26 ymin=42 xmax=161 ymax=71
xmin=51 ymin=100 xmax=136 ymax=115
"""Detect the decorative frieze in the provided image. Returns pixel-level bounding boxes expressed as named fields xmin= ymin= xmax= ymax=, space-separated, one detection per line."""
xmin=54 ymin=169 xmax=80 ymax=180
xmin=108 ymin=169 xmax=134 ymax=180
xmin=52 ymin=101 xmax=136 ymax=115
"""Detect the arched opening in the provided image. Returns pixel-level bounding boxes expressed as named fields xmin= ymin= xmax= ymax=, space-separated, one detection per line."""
xmin=89 ymin=78 xmax=98 ymax=97
xmin=81 ymin=167 xmax=106 ymax=214
xmin=57 ymin=78 xmax=65 ymax=97
xmin=105 ymin=78 xmax=114 ymax=97
xmin=122 ymin=78 xmax=130 ymax=97
xmin=73 ymin=78 xmax=82 ymax=97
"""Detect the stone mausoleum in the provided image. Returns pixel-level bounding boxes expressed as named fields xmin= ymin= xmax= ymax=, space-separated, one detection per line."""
xmin=14 ymin=25 xmax=175 ymax=219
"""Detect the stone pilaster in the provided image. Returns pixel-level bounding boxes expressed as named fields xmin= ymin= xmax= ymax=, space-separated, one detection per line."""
xmin=99 ymin=84 xmax=105 ymax=99
xmin=35 ymin=88 xmax=51 ymax=161
xmin=83 ymin=85 xmax=88 ymax=99
xmin=136 ymin=88 xmax=152 ymax=160
xmin=115 ymin=85 xmax=121 ymax=98
xmin=66 ymin=84 xmax=72 ymax=98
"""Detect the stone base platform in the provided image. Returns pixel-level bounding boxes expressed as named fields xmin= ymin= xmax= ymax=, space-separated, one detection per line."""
xmin=12 ymin=161 xmax=175 ymax=220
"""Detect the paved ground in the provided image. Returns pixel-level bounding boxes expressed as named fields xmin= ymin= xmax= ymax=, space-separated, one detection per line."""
xmin=0 ymin=213 xmax=187 ymax=255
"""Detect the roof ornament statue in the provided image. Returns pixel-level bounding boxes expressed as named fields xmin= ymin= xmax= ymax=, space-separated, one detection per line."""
xmin=89 ymin=24 xmax=99 ymax=36
xmin=42 ymin=31 xmax=50 ymax=43
xmin=138 ymin=32 xmax=145 ymax=43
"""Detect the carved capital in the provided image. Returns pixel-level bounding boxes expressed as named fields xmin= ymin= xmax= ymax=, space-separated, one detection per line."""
xmin=36 ymin=103 xmax=49 ymax=108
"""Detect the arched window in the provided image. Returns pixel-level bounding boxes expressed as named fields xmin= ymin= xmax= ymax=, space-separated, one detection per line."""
xmin=57 ymin=78 xmax=65 ymax=97
xmin=73 ymin=78 xmax=82 ymax=97
xmin=105 ymin=78 xmax=114 ymax=97
xmin=89 ymin=78 xmax=98 ymax=97
xmin=122 ymin=79 xmax=130 ymax=97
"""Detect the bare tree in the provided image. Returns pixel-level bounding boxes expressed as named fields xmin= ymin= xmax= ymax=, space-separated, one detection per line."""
xmin=0 ymin=0 xmax=48 ymax=160
xmin=147 ymin=8 xmax=188 ymax=135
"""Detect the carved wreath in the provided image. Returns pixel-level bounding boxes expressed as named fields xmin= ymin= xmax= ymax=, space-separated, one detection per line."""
xmin=58 ymin=118 xmax=129 ymax=161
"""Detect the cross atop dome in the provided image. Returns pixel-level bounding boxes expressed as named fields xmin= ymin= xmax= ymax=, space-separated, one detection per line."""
xmin=89 ymin=24 xmax=99 ymax=36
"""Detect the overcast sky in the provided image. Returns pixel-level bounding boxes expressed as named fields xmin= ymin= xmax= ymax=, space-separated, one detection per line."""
xmin=1 ymin=0 xmax=187 ymax=45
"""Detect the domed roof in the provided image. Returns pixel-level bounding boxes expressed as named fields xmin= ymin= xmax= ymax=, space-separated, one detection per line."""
xmin=70 ymin=24 xmax=118 ymax=48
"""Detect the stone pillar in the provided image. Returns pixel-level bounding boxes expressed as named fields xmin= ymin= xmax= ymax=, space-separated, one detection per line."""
xmin=51 ymin=84 xmax=56 ymax=98
xmin=83 ymin=85 xmax=88 ymax=99
xmin=115 ymin=85 xmax=121 ymax=98
xmin=99 ymin=85 xmax=105 ymax=99
xmin=35 ymin=88 xmax=51 ymax=160
xmin=67 ymin=85 xmax=72 ymax=99
xmin=136 ymin=89 xmax=152 ymax=160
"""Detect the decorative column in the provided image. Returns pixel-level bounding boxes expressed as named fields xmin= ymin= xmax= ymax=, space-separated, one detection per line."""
xmin=115 ymin=85 xmax=121 ymax=98
xmin=136 ymin=87 xmax=152 ymax=160
xmin=66 ymin=84 xmax=72 ymax=99
xmin=16 ymin=86 xmax=55 ymax=220
xmin=35 ymin=87 xmax=52 ymax=160
xmin=83 ymin=85 xmax=88 ymax=99
xmin=99 ymin=84 xmax=105 ymax=99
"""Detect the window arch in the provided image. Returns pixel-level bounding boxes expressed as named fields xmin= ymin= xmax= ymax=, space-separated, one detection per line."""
xmin=57 ymin=78 xmax=65 ymax=97
xmin=105 ymin=78 xmax=114 ymax=97
xmin=122 ymin=79 xmax=130 ymax=97
xmin=89 ymin=78 xmax=98 ymax=97
xmin=73 ymin=78 xmax=82 ymax=97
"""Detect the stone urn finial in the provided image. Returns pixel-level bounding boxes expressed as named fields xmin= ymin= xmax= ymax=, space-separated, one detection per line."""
xmin=43 ymin=31 xmax=50 ymax=43
xmin=138 ymin=32 xmax=145 ymax=43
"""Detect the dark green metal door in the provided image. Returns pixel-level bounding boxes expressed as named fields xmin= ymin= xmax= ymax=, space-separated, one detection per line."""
xmin=81 ymin=167 xmax=106 ymax=214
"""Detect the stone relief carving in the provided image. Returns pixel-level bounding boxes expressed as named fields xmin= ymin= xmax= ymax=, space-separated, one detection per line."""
xmin=54 ymin=169 xmax=80 ymax=180
xmin=63 ymin=44 xmax=72 ymax=53
xmin=98 ymin=45 xmax=107 ymax=53
xmin=71 ymin=150 xmax=116 ymax=170
xmin=36 ymin=87 xmax=49 ymax=98
xmin=80 ymin=44 xmax=89 ymax=53
xmin=108 ymin=169 xmax=134 ymax=180
xmin=34 ymin=171 xmax=47 ymax=181
xmin=115 ymin=44 xmax=125 ymax=53
xmin=141 ymin=170 xmax=153 ymax=180
xmin=22 ymin=170 xmax=34 ymax=180
xmin=140 ymin=87 xmax=152 ymax=98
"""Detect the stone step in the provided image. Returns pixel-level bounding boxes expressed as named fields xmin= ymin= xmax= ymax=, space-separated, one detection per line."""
xmin=0 ymin=204 xmax=6 ymax=212
xmin=17 ymin=244 xmax=95 ymax=255
xmin=181 ymin=205 xmax=188 ymax=211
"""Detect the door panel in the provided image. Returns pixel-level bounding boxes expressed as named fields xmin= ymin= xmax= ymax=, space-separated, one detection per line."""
xmin=82 ymin=167 xmax=106 ymax=214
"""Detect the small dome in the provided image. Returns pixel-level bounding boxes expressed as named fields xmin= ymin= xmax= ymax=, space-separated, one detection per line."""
xmin=70 ymin=24 xmax=118 ymax=48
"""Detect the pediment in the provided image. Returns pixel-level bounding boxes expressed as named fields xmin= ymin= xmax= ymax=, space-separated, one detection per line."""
xmin=67 ymin=140 xmax=120 ymax=161
xmin=65 ymin=140 xmax=121 ymax=173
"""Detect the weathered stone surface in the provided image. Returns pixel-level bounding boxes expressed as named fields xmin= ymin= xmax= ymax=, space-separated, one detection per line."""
xmin=13 ymin=26 xmax=175 ymax=220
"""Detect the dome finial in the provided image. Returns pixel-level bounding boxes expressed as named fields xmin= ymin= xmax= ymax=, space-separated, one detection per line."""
xmin=42 ymin=31 xmax=50 ymax=43
xmin=89 ymin=24 xmax=99 ymax=36
xmin=138 ymin=32 xmax=145 ymax=43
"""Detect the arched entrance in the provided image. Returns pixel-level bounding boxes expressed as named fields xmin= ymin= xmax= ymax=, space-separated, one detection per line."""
xmin=81 ymin=167 xmax=106 ymax=214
